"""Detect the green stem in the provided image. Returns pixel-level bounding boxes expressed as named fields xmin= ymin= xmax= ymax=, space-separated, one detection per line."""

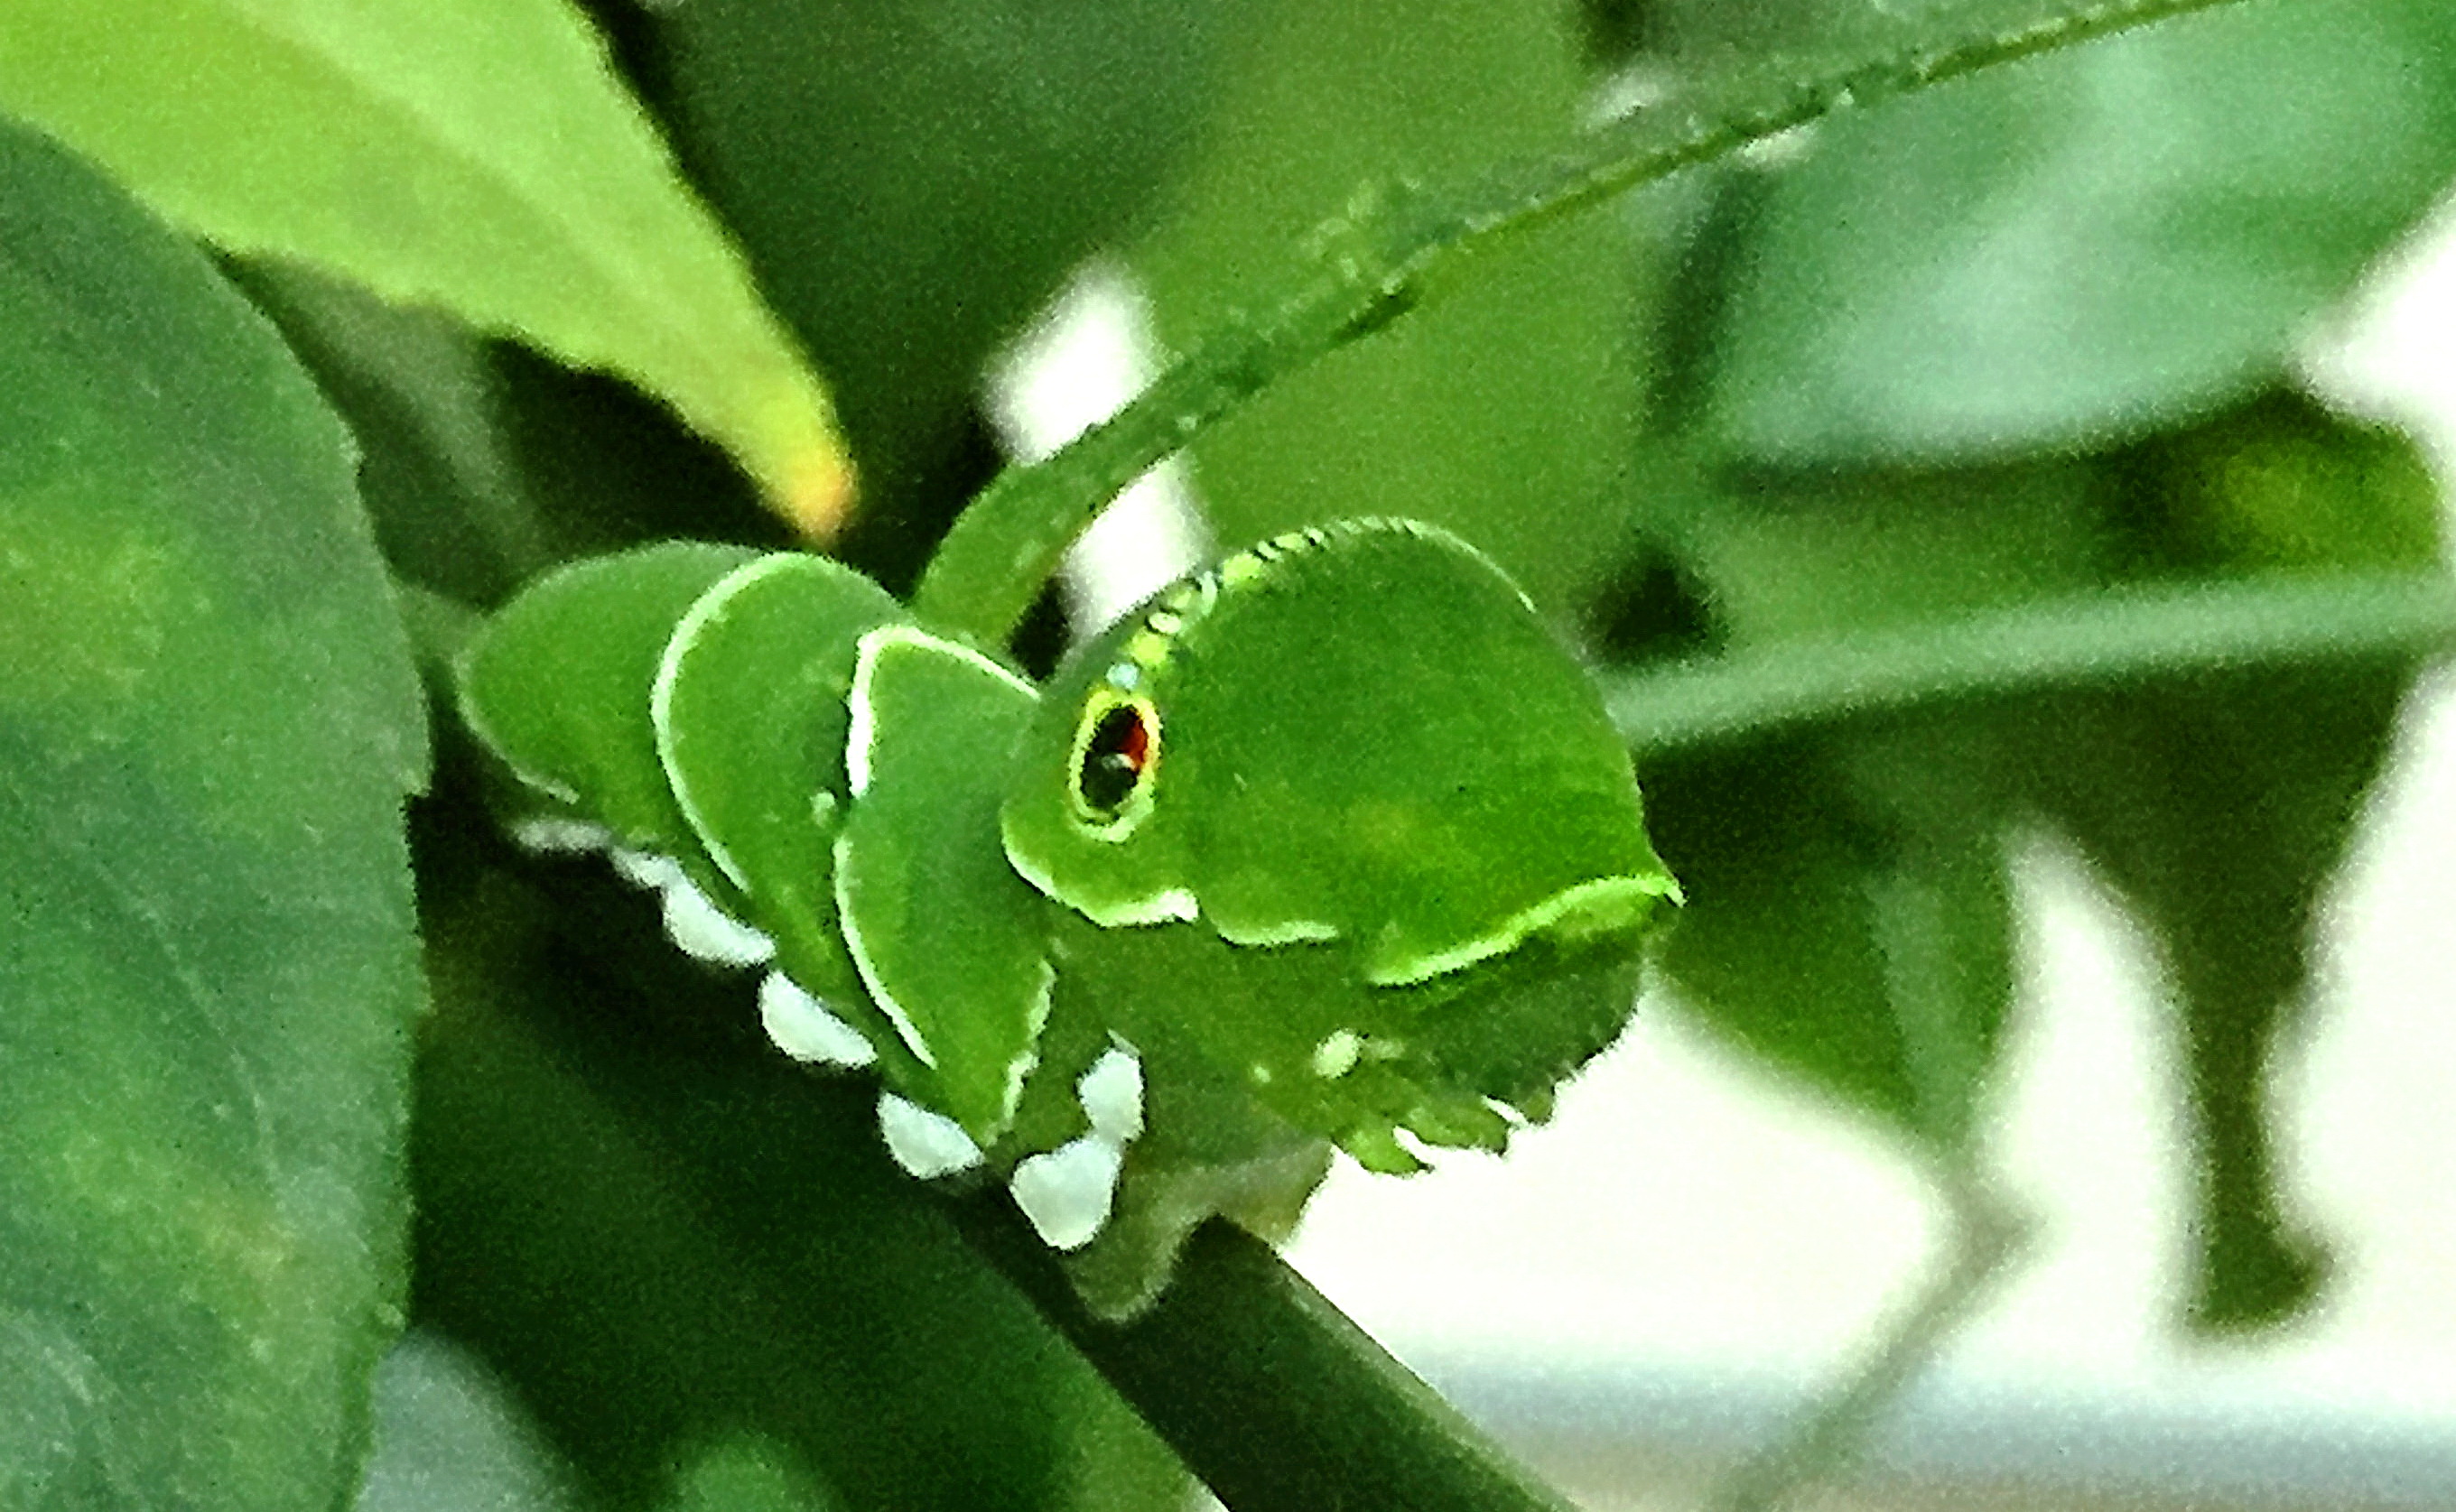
xmin=1606 ymin=570 xmax=2456 ymax=756
xmin=914 ymin=0 xmax=2263 ymax=646
xmin=1705 ymin=1177 xmax=2030 ymax=1512
xmin=953 ymin=1201 xmax=1583 ymax=1512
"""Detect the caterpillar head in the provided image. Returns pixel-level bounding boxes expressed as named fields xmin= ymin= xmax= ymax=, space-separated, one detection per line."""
xmin=1001 ymin=518 xmax=1677 ymax=987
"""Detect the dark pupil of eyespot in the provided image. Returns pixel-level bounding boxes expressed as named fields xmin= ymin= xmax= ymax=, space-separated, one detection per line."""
xmin=1078 ymin=705 xmax=1150 ymax=815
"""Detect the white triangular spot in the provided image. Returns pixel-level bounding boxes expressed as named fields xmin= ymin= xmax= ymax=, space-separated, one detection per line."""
xmin=1009 ymin=1136 xmax=1125 ymax=1251
xmin=509 ymin=816 xmax=611 ymax=855
xmin=1077 ymin=1046 xmax=1144 ymax=1145
xmin=758 ymin=973 xmax=876 ymax=1068
xmin=660 ymin=878 xmax=775 ymax=968
xmin=878 ymin=1093 xmax=981 ymax=1179
xmin=609 ymin=847 xmax=686 ymax=891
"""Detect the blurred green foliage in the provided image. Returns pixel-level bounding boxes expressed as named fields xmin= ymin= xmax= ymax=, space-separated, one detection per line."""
xmin=1702 ymin=0 xmax=2456 ymax=462
xmin=5 ymin=0 xmax=2455 ymax=1508
xmin=0 ymin=116 xmax=427 ymax=1512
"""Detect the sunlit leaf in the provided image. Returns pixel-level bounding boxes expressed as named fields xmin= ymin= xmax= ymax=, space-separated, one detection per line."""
xmin=0 ymin=0 xmax=852 ymax=533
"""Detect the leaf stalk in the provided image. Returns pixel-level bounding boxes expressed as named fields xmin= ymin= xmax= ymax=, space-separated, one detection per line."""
xmin=914 ymin=0 xmax=2266 ymax=645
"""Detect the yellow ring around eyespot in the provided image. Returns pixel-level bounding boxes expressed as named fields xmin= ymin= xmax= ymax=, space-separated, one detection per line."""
xmin=1066 ymin=687 xmax=1162 ymax=841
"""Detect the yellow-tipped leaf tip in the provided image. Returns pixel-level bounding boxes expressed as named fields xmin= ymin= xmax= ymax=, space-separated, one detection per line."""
xmin=776 ymin=448 xmax=858 ymax=544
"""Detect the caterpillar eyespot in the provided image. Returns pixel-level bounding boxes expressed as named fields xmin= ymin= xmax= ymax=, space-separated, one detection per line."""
xmin=456 ymin=520 xmax=1678 ymax=1319
xmin=1071 ymin=691 xmax=1159 ymax=831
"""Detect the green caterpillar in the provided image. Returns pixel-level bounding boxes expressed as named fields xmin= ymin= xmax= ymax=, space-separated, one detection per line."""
xmin=458 ymin=518 xmax=1678 ymax=1316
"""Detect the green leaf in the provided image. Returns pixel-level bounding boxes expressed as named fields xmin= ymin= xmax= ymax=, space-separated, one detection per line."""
xmin=1625 ymin=460 xmax=2100 ymax=1151
xmin=356 ymin=1333 xmax=584 ymax=1512
xmin=2005 ymin=395 xmax=2446 ymax=1330
xmin=2014 ymin=676 xmax=2364 ymax=1329
xmin=1646 ymin=731 xmax=2017 ymax=1152
xmin=1652 ymin=458 xmax=2109 ymax=643
xmin=1616 ymin=392 xmax=2447 ymax=1328
xmin=233 ymin=261 xmax=554 ymax=608
xmin=0 ymin=116 xmax=425 ymax=1509
xmin=660 ymin=1437 xmax=841 ymax=1512
xmin=0 ymin=0 xmax=852 ymax=533
xmin=1707 ymin=0 xmax=2456 ymax=462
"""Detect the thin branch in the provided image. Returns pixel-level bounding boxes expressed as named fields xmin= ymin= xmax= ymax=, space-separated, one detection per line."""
xmin=1704 ymin=1177 xmax=2032 ymax=1512
xmin=914 ymin=0 xmax=2265 ymax=645
xmin=1705 ymin=807 xmax=2041 ymax=1512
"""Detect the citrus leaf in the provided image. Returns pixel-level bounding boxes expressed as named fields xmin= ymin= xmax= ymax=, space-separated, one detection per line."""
xmin=0 ymin=0 xmax=852 ymax=533
xmin=1707 ymin=0 xmax=2456 ymax=461
xmin=2007 ymin=396 xmax=2448 ymax=1331
xmin=233 ymin=261 xmax=554 ymax=607
xmin=0 ymin=116 xmax=425 ymax=1509
xmin=354 ymin=1333 xmax=584 ymax=1512
xmin=1614 ymin=394 xmax=2449 ymax=1331
xmin=1646 ymin=730 xmax=2018 ymax=1154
